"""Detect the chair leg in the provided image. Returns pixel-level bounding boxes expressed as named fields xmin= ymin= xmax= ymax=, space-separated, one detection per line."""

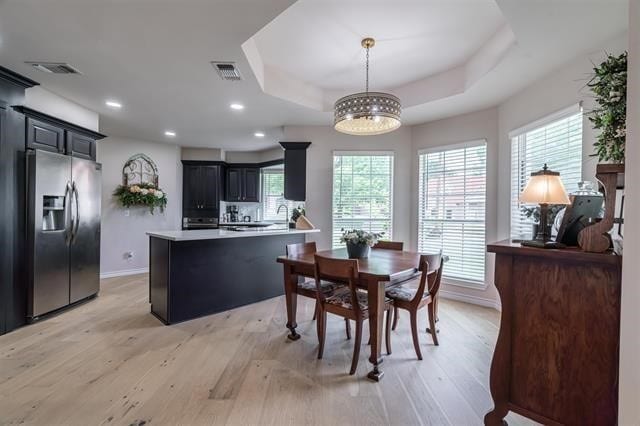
xmin=385 ymin=308 xmax=392 ymax=355
xmin=317 ymin=310 xmax=327 ymax=359
xmin=350 ymin=320 xmax=363 ymax=375
xmin=345 ymin=318 xmax=351 ymax=340
xmin=410 ymin=310 xmax=423 ymax=360
xmin=428 ymin=302 xmax=439 ymax=346
xmin=312 ymin=300 xmax=318 ymax=321
xmin=392 ymin=305 xmax=399 ymax=331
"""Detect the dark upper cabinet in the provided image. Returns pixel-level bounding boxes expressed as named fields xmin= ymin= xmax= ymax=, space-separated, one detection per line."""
xmin=225 ymin=167 xmax=242 ymax=202
xmin=26 ymin=118 xmax=65 ymax=154
xmin=225 ymin=167 xmax=260 ymax=202
xmin=66 ymin=131 xmax=96 ymax=160
xmin=15 ymin=106 xmax=105 ymax=161
xmin=243 ymin=168 xmax=260 ymax=202
xmin=201 ymin=166 xmax=221 ymax=210
xmin=280 ymin=142 xmax=310 ymax=201
xmin=182 ymin=163 xmax=222 ymax=217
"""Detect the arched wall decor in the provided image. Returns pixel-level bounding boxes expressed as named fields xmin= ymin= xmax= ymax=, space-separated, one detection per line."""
xmin=122 ymin=153 xmax=159 ymax=187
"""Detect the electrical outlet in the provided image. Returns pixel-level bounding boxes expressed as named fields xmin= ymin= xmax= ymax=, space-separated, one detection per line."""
xmin=124 ymin=209 xmax=130 ymax=217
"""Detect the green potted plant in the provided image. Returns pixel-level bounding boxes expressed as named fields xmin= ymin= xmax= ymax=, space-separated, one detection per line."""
xmin=113 ymin=182 xmax=168 ymax=214
xmin=340 ymin=229 xmax=383 ymax=259
xmin=587 ymin=51 xmax=627 ymax=163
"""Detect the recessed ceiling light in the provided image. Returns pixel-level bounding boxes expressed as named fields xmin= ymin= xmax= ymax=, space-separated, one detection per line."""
xmin=164 ymin=130 xmax=176 ymax=137
xmin=105 ymin=100 xmax=122 ymax=109
xmin=230 ymin=103 xmax=244 ymax=110
xmin=254 ymin=132 xmax=265 ymax=138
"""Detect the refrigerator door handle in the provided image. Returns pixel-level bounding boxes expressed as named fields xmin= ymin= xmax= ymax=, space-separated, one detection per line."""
xmin=64 ymin=181 xmax=73 ymax=245
xmin=71 ymin=181 xmax=80 ymax=243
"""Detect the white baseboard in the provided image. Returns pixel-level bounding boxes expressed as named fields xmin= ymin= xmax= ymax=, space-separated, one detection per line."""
xmin=439 ymin=289 xmax=501 ymax=311
xmin=100 ymin=267 xmax=149 ymax=279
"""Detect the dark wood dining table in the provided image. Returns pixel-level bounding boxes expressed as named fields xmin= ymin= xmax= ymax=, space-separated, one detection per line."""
xmin=277 ymin=247 xmax=423 ymax=381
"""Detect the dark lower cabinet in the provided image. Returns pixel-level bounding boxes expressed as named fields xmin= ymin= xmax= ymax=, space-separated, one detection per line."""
xmin=0 ymin=67 xmax=38 ymax=336
xmin=182 ymin=162 xmax=222 ymax=218
xmin=225 ymin=166 xmax=260 ymax=202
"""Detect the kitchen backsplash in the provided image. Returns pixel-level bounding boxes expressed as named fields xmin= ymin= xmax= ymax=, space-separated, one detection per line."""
xmin=220 ymin=201 xmax=262 ymax=222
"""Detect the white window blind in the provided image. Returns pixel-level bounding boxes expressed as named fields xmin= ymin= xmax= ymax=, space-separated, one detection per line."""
xmin=261 ymin=167 xmax=298 ymax=221
xmin=510 ymin=108 xmax=583 ymax=240
xmin=418 ymin=142 xmax=487 ymax=285
xmin=332 ymin=152 xmax=394 ymax=248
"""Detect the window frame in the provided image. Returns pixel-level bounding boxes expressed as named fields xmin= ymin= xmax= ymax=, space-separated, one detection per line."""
xmin=260 ymin=166 xmax=297 ymax=222
xmin=509 ymin=103 xmax=583 ymax=240
xmin=331 ymin=150 xmax=395 ymax=249
xmin=417 ymin=139 xmax=488 ymax=289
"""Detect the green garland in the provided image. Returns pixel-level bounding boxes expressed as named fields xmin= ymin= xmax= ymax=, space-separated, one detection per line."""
xmin=587 ymin=52 xmax=627 ymax=163
xmin=113 ymin=182 xmax=167 ymax=214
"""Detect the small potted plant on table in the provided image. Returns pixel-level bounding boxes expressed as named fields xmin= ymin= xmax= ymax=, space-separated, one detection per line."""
xmin=340 ymin=229 xmax=383 ymax=259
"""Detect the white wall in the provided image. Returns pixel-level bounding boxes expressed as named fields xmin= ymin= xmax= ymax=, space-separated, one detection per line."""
xmin=97 ymin=137 xmax=182 ymax=276
xmin=25 ymin=86 xmax=99 ymax=131
xmin=619 ymin=0 xmax=639 ymax=422
xmin=181 ymin=147 xmax=225 ymax=161
xmin=225 ymin=146 xmax=284 ymax=163
xmin=282 ymin=126 xmax=413 ymax=250
xmin=410 ymin=108 xmax=500 ymax=307
xmin=497 ymin=35 xmax=628 ymax=240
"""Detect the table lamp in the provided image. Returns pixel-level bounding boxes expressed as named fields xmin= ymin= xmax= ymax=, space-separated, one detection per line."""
xmin=519 ymin=164 xmax=571 ymax=248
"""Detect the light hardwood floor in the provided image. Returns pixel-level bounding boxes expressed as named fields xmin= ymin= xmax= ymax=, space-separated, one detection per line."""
xmin=0 ymin=274 xmax=536 ymax=426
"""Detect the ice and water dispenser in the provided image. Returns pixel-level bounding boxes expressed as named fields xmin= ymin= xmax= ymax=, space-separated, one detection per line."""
xmin=42 ymin=195 xmax=66 ymax=231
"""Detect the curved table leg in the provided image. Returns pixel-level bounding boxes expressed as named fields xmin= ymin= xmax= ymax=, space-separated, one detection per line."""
xmin=367 ymin=278 xmax=386 ymax=381
xmin=284 ymin=264 xmax=300 ymax=341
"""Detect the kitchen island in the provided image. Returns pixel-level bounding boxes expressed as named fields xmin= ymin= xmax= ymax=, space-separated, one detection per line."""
xmin=147 ymin=227 xmax=320 ymax=324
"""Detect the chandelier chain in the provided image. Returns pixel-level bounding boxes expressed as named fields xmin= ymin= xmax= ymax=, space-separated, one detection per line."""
xmin=365 ymin=46 xmax=370 ymax=94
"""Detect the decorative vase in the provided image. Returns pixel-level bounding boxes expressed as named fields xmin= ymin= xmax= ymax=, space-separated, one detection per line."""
xmin=346 ymin=242 xmax=370 ymax=259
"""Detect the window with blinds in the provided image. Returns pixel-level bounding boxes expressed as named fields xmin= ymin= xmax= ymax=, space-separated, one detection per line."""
xmin=261 ymin=167 xmax=299 ymax=221
xmin=418 ymin=142 xmax=487 ymax=285
xmin=332 ymin=152 xmax=394 ymax=248
xmin=510 ymin=107 xmax=583 ymax=240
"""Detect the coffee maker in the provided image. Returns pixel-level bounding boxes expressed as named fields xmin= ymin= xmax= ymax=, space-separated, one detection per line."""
xmin=226 ymin=205 xmax=239 ymax=222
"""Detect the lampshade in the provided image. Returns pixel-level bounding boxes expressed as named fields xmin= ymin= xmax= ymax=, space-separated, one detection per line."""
xmin=334 ymin=38 xmax=402 ymax=136
xmin=334 ymin=92 xmax=402 ymax=136
xmin=519 ymin=165 xmax=571 ymax=205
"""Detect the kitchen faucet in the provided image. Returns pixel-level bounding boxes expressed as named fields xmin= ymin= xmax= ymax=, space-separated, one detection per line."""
xmin=277 ymin=204 xmax=289 ymax=224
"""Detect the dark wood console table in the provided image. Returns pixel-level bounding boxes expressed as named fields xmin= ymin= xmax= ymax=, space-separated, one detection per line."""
xmin=485 ymin=240 xmax=622 ymax=425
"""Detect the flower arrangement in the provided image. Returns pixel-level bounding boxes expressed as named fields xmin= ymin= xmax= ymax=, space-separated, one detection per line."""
xmin=113 ymin=182 xmax=167 ymax=214
xmin=340 ymin=229 xmax=383 ymax=247
xmin=587 ymin=51 xmax=627 ymax=163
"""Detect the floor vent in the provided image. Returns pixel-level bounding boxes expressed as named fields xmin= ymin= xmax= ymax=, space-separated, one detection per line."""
xmin=25 ymin=62 xmax=82 ymax=74
xmin=211 ymin=62 xmax=242 ymax=81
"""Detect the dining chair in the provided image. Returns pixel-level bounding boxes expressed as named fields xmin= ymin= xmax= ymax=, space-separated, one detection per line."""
xmin=373 ymin=240 xmax=404 ymax=250
xmin=386 ymin=252 xmax=443 ymax=360
xmin=313 ymin=254 xmax=393 ymax=375
xmin=285 ymin=242 xmax=350 ymax=336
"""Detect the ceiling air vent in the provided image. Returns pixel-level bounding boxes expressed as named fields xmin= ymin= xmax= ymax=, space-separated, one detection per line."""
xmin=25 ymin=62 xmax=82 ymax=74
xmin=211 ymin=61 xmax=242 ymax=81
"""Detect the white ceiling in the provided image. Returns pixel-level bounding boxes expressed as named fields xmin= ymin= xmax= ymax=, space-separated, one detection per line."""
xmin=252 ymin=0 xmax=506 ymax=90
xmin=0 ymin=0 xmax=629 ymax=150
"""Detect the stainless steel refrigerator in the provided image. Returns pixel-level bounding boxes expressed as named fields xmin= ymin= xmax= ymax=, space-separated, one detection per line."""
xmin=27 ymin=149 xmax=102 ymax=319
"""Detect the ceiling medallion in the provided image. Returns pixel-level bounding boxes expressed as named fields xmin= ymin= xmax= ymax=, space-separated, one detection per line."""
xmin=334 ymin=37 xmax=402 ymax=136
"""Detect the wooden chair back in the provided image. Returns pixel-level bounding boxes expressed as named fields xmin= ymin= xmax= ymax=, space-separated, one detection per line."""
xmin=373 ymin=240 xmax=404 ymax=251
xmin=286 ymin=241 xmax=317 ymax=257
xmin=414 ymin=251 xmax=444 ymax=304
xmin=314 ymin=255 xmax=361 ymax=315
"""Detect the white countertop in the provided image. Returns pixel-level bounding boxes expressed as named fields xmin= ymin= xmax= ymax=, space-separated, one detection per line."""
xmin=219 ymin=221 xmax=286 ymax=227
xmin=147 ymin=227 xmax=320 ymax=241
